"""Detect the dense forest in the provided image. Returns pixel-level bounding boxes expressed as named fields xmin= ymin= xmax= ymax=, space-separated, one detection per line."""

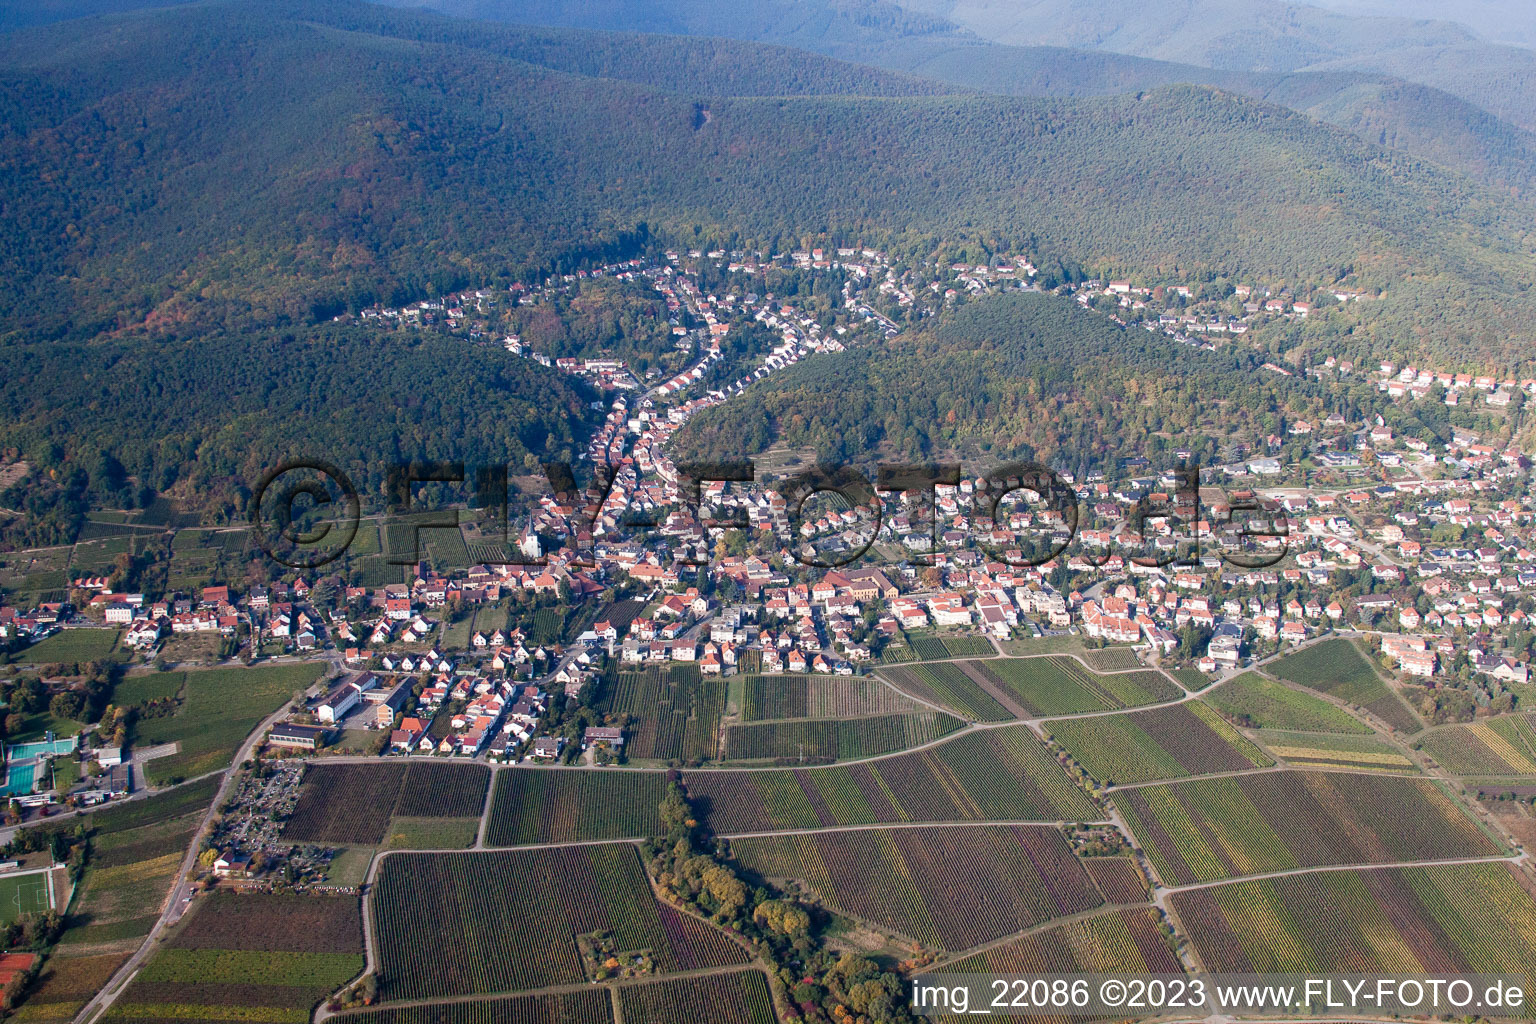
xmin=4 ymin=0 xmax=1536 ymax=532
xmin=671 ymin=290 xmax=1393 ymax=475
xmin=0 ymin=326 xmax=596 ymax=526
xmin=3 ymin=0 xmax=1536 ymax=370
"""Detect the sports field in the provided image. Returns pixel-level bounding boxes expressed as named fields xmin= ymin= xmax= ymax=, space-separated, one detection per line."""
xmin=0 ymin=868 xmax=58 ymax=925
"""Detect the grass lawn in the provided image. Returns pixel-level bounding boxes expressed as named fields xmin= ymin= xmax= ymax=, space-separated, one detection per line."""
xmin=18 ymin=628 xmax=122 ymax=664
xmin=999 ymin=634 xmax=1084 ymax=656
xmin=9 ymin=711 xmax=88 ymax=743
xmin=50 ymin=756 xmax=81 ymax=791
xmin=323 ymin=847 xmax=375 ymax=886
xmin=134 ymin=663 xmax=326 ymax=785
xmin=383 ymin=817 xmax=479 ymax=850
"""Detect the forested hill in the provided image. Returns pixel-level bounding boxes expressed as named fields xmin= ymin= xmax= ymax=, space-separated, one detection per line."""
xmin=669 ymin=290 xmax=1384 ymax=475
xmin=4 ymin=0 xmax=1536 ymax=367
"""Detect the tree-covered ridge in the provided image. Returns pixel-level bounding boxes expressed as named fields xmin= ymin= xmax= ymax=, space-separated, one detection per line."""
xmin=671 ymin=290 xmax=1381 ymax=473
xmin=3 ymin=0 xmax=1536 ymax=371
xmin=1 ymin=326 xmax=596 ymax=528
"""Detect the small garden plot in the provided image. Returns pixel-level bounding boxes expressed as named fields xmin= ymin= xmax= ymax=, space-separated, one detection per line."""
xmin=1047 ymin=701 xmax=1272 ymax=785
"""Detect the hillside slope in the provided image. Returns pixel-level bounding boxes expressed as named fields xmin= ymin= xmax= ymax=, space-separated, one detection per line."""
xmin=4 ymin=1 xmax=1536 ymax=362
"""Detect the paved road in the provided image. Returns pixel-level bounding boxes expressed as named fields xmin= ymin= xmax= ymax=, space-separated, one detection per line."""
xmin=76 ymin=697 xmax=305 ymax=1024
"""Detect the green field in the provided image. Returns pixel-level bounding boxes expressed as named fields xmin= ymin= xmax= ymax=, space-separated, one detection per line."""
xmin=1206 ymin=672 xmax=1372 ymax=733
xmin=878 ymin=662 xmax=1012 ymax=721
xmin=1269 ymin=639 xmax=1420 ymax=732
xmin=113 ymin=671 xmax=186 ymax=707
xmin=1115 ymin=770 xmax=1499 ymax=885
xmin=373 ymin=846 xmax=747 ymax=999
xmin=18 ymin=629 xmax=122 ymax=664
xmin=1175 ymin=863 xmax=1536 ymax=976
xmin=738 ymin=675 xmax=927 ymax=720
xmin=602 ymin=665 xmax=726 ymax=762
xmin=1255 ymin=730 xmax=1418 ymax=772
xmin=0 ymin=870 xmax=55 ymax=925
xmin=1418 ymin=714 xmax=1536 ymax=775
xmin=134 ymin=663 xmax=325 ymax=784
xmin=1079 ymin=647 xmax=1142 ymax=672
xmin=722 ymin=711 xmax=962 ymax=762
xmin=1048 ymin=701 xmax=1272 ymax=785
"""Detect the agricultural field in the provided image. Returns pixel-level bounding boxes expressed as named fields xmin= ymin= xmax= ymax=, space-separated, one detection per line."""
xmin=371 ymin=846 xmax=747 ymax=999
xmin=103 ymin=893 xmax=364 ymax=1024
xmin=485 ymin=769 xmax=670 ymax=846
xmin=617 ymin=970 xmax=776 ymax=1024
xmin=878 ymin=662 xmax=1013 ymax=721
xmin=1255 ymin=730 xmax=1418 ymax=773
xmin=1205 ymin=672 xmax=1372 ymax=733
xmin=17 ymin=628 xmax=122 ymax=665
xmin=9 ymin=951 xmax=134 ymax=1024
xmin=332 ymin=989 xmax=614 ymax=1024
xmin=722 ymin=711 xmax=962 ymax=762
xmin=1269 ymin=638 xmax=1421 ymax=733
xmin=603 ymin=665 xmax=726 ymax=762
xmin=729 ymin=825 xmax=1102 ymax=951
xmin=1173 ymin=863 xmax=1536 ymax=976
xmin=1047 ymin=702 xmax=1272 ymax=785
xmin=134 ymin=662 xmax=326 ymax=785
xmin=1115 ymin=770 xmax=1500 ymax=886
xmin=688 ymin=726 xmax=1098 ymax=832
xmin=972 ymin=657 xmax=1179 ymax=715
xmin=1083 ymin=858 xmax=1149 ymax=905
xmin=908 ymin=636 xmax=951 ymax=661
xmin=281 ymin=762 xmax=490 ymax=845
xmin=1078 ymin=647 xmax=1142 ymax=673
xmin=936 ymin=635 xmax=996 ymax=658
xmin=112 ymin=671 xmax=186 ymax=707
xmin=32 ymin=778 xmax=217 ymax=986
xmin=940 ymin=907 xmax=1181 ymax=977
xmin=1417 ymin=714 xmax=1536 ymax=775
xmin=738 ymin=675 xmax=927 ymax=720
xmin=1166 ymin=666 xmax=1211 ymax=691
